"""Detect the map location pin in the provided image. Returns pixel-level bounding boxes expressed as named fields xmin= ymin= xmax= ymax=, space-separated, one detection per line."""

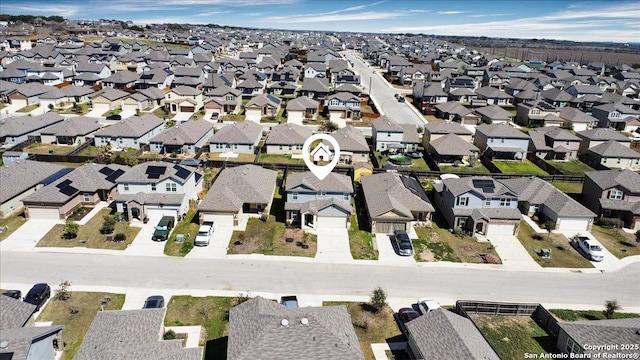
xmin=302 ymin=133 xmax=341 ymax=180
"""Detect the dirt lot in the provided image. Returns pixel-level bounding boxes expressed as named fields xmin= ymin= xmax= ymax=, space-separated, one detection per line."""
xmin=477 ymin=46 xmax=640 ymax=66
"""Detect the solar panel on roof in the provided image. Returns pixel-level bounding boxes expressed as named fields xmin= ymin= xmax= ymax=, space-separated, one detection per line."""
xmin=59 ymin=185 xmax=78 ymax=196
xmin=173 ymin=164 xmax=190 ymax=180
xmin=148 ymin=173 xmax=161 ymax=179
xmin=99 ymin=166 xmax=114 ymax=176
xmin=105 ymin=169 xmax=125 ymax=183
xmin=146 ymin=165 xmax=166 ymax=176
xmin=56 ymin=179 xmax=72 ymax=189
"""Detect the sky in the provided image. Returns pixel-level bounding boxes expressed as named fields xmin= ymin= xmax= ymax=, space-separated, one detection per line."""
xmin=3 ymin=0 xmax=639 ymax=43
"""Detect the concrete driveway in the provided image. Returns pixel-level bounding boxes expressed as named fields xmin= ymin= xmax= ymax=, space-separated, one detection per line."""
xmin=119 ymin=109 xmax=136 ymax=119
xmin=0 ymin=219 xmax=60 ymax=252
xmin=487 ymin=234 xmax=540 ymax=270
xmin=186 ymin=227 xmax=233 ymax=259
xmin=315 ymin=228 xmax=353 ymax=263
xmin=173 ymin=112 xmax=193 ymax=122
xmin=375 ymin=233 xmax=417 ymax=266
xmin=121 ymin=288 xmax=173 ymax=310
xmin=86 ymin=108 xmax=105 ymax=117
xmin=124 ymin=220 xmax=166 ymax=257
xmin=562 ymin=231 xmax=624 ymax=272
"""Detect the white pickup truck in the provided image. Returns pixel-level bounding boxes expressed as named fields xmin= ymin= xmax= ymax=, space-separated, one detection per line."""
xmin=194 ymin=222 xmax=215 ymax=246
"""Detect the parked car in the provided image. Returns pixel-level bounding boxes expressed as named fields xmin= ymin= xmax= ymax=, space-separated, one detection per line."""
xmin=194 ymin=221 xmax=215 ymax=246
xmin=2 ymin=290 xmax=22 ymax=300
xmin=143 ymin=295 xmax=165 ymax=309
xmin=576 ymin=236 xmax=605 ymax=262
xmin=397 ymin=307 xmax=421 ymax=334
xmin=417 ymin=298 xmax=441 ymax=315
xmin=280 ymin=295 xmax=299 ymax=308
xmin=105 ymin=114 xmax=122 ymax=120
xmin=406 ymin=151 xmax=423 ymax=159
xmin=23 ymin=283 xmax=50 ymax=311
xmin=152 ymin=216 xmax=175 ymax=241
xmin=394 ymin=230 xmax=413 ymax=256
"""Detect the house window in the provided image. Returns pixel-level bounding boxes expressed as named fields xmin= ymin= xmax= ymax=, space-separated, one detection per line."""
xmin=531 ymin=109 xmax=540 ymax=115
xmin=123 ymin=184 xmax=129 ymax=191
xmin=226 ymin=95 xmax=233 ymax=101
xmin=457 ymin=218 xmax=467 ymax=228
xmin=134 ymin=139 xmax=138 ymax=144
xmin=279 ymin=145 xmax=283 ymax=150
xmin=609 ymin=190 xmax=623 ymax=200
xmin=234 ymin=144 xmax=238 ymax=149
xmin=343 ymin=193 xmax=349 ymax=201
xmin=500 ymin=138 xmax=505 ymax=143
xmin=616 ymin=158 xmax=621 ymax=164
xmin=289 ymin=145 xmax=292 ymax=150
xmin=602 ymin=157 xmax=607 ymax=163
xmin=610 ymin=112 xmax=620 ymax=118
xmin=151 ymin=183 xmax=156 ymax=192
xmin=166 ymin=183 xmax=177 ymax=192
xmin=319 ymin=192 xmax=326 ymax=197
xmin=387 ymin=132 xmax=391 ymax=137
xmin=565 ymin=337 xmax=582 ymax=354
xmin=456 ymin=197 xmax=468 ymax=207
xmin=119 ymin=138 xmax=123 ymax=143
xmin=83 ymin=193 xmax=90 ymax=202
xmin=500 ymin=198 xmax=512 ymax=207
xmin=485 ymin=198 xmax=491 ymax=206
xmin=292 ymin=191 xmax=298 ymax=200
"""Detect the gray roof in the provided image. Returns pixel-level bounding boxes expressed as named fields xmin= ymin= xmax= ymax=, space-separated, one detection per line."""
xmin=265 ymin=123 xmax=313 ymax=146
xmin=441 ymin=176 xmax=515 ymax=198
xmin=117 ymin=161 xmax=196 ymax=185
xmin=475 ymin=86 xmax=513 ymax=99
xmin=39 ymin=85 xmax=95 ymax=100
xmin=94 ymin=114 xmax=164 ymax=138
xmin=500 ymin=177 xmax=595 ymax=217
xmin=405 ymin=309 xmax=499 ymax=360
xmin=588 ymin=140 xmax=640 ymax=158
xmin=435 ymin=102 xmax=473 ymax=117
xmin=372 ymin=115 xmax=403 ymax=132
xmin=474 ymin=105 xmax=515 ymax=121
xmin=424 ymin=120 xmax=473 ymax=135
xmin=585 ymin=169 xmax=640 ymax=192
xmin=91 ymin=88 xmax=129 ymax=101
xmin=286 ymin=96 xmax=319 ymax=111
xmin=286 ymin=171 xmax=353 ymax=193
xmin=149 ymin=120 xmax=213 ymax=145
xmin=301 ymin=77 xmax=330 ymax=92
xmin=0 ymin=325 xmax=63 ymax=360
xmin=75 ymin=308 xmax=202 ymax=360
xmin=576 ymin=128 xmax=631 ymax=142
xmin=103 ymin=70 xmax=139 ymax=84
xmin=361 ymin=172 xmax=434 ymax=219
xmin=0 ymin=160 xmax=68 ymax=202
xmin=246 ymin=94 xmax=280 ymax=108
xmin=13 ymin=82 xmax=54 ymax=97
xmin=332 ymin=126 xmax=369 ymax=152
xmin=209 ymin=121 xmax=263 ymax=145
xmin=0 ymin=295 xmax=36 ymax=330
xmin=401 ymin=124 xmax=420 ymax=144
xmin=40 ymin=116 xmax=101 ymax=136
xmin=558 ymin=318 xmax=640 ymax=356
xmin=430 ymin=134 xmax=479 ymax=156
xmin=475 ymin=123 xmax=530 ymax=139
xmin=114 ymin=192 xmax=185 ymax=206
xmin=227 ymin=296 xmax=364 ymax=360
xmin=0 ymin=112 xmax=64 ymax=137
xmin=199 ymin=165 xmax=277 ymax=212
xmin=170 ymin=85 xmax=202 ymax=96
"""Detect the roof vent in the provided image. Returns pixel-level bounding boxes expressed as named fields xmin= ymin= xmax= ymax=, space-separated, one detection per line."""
xmin=280 ymin=319 xmax=289 ymax=327
xmin=0 ymin=341 xmax=8 ymax=349
xmin=300 ymin=318 xmax=309 ymax=326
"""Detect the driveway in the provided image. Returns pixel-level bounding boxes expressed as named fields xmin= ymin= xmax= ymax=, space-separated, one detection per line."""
xmin=562 ymin=231 xmax=624 ymax=272
xmin=186 ymin=227 xmax=233 ymax=259
xmin=121 ymin=288 xmax=173 ymax=310
xmin=173 ymin=112 xmax=193 ymax=122
xmin=487 ymin=234 xmax=540 ymax=270
xmin=0 ymin=219 xmax=60 ymax=252
xmin=86 ymin=108 xmax=105 ymax=117
xmin=119 ymin=109 xmax=136 ymax=119
xmin=375 ymin=233 xmax=417 ymax=266
xmin=315 ymin=228 xmax=353 ymax=263
xmin=124 ymin=220 xmax=166 ymax=257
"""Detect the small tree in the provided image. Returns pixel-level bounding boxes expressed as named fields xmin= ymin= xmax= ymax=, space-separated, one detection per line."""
xmin=100 ymin=215 xmax=116 ymax=234
xmin=543 ymin=219 xmax=556 ymax=240
xmin=114 ymin=233 xmax=127 ymax=242
xmin=55 ymin=281 xmax=71 ymax=300
xmin=604 ymin=299 xmax=620 ymax=319
xmin=48 ymin=103 xmax=54 ymax=111
xmin=370 ymin=286 xmax=387 ymax=312
xmin=63 ymin=218 xmax=79 ymax=239
xmin=635 ymin=230 xmax=640 ymax=247
xmin=319 ymin=121 xmax=338 ymax=132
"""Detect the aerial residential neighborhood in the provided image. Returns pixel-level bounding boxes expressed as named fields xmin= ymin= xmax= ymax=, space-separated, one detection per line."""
xmin=0 ymin=2 xmax=639 ymax=360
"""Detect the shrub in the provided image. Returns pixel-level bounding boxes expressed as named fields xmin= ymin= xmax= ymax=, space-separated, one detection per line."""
xmin=532 ymin=234 xmax=543 ymax=240
xmin=114 ymin=233 xmax=126 ymax=242
xmin=370 ymin=286 xmax=387 ymax=312
xmin=163 ymin=329 xmax=176 ymax=340
xmin=100 ymin=215 xmax=116 ymax=234
xmin=604 ymin=299 xmax=620 ymax=319
xmin=63 ymin=218 xmax=79 ymax=239
xmin=452 ymin=226 xmax=465 ymax=238
xmin=596 ymin=217 xmax=623 ymax=229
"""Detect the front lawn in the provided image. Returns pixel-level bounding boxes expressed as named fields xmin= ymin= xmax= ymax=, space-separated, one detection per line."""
xmin=517 ymin=221 xmax=593 ymax=268
xmin=54 ymin=103 xmax=91 ymax=115
xmin=323 ymin=301 xmax=402 ymax=360
xmin=228 ymin=216 xmax=317 ymax=257
xmin=164 ymin=209 xmax=199 ymax=257
xmin=550 ymin=182 xmax=583 ymax=194
xmin=258 ymin=153 xmax=305 ymax=165
xmin=438 ymin=162 xmax=490 ymax=174
xmin=37 ymin=209 xmax=140 ymax=250
xmin=493 ymin=160 xmax=548 ymax=175
xmin=207 ymin=152 xmax=255 ymax=162
xmin=590 ymin=225 xmax=640 ymax=258
xmin=165 ymin=295 xmax=237 ymax=346
xmin=23 ymin=143 xmax=75 ymax=155
xmin=16 ymin=103 xmax=40 ymax=113
xmin=101 ymin=107 xmax=122 ymax=117
xmin=0 ymin=213 xmax=27 ymax=241
xmin=37 ymin=291 xmax=125 ymax=360
xmin=545 ymin=160 xmax=594 ymax=175
xmin=550 ymin=308 xmax=640 ymax=321
xmin=349 ymin=211 xmax=378 ymax=260
xmin=149 ymin=107 xmax=175 ymax=120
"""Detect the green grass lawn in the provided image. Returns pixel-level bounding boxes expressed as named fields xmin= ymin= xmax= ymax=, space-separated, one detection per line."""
xmin=37 ymin=209 xmax=140 ymax=250
xmin=590 ymin=225 xmax=640 ymax=258
xmin=101 ymin=107 xmax=122 ymax=117
xmin=439 ymin=162 xmax=491 ymax=174
xmin=23 ymin=143 xmax=76 ymax=155
xmin=493 ymin=160 xmax=548 ymax=175
xmin=228 ymin=216 xmax=317 ymax=257
xmin=207 ymin=152 xmax=255 ymax=162
xmin=323 ymin=302 xmax=402 ymax=360
xmin=473 ymin=314 xmax=558 ymax=360
xmin=16 ymin=103 xmax=40 ymax=113
xmin=550 ymin=308 xmax=640 ymax=321
xmin=149 ymin=107 xmax=175 ymax=120
xmin=75 ymin=146 xmax=102 ymax=157
xmin=349 ymin=214 xmax=378 ymax=260
xmin=165 ymin=295 xmax=237 ymax=346
xmin=374 ymin=152 xmax=430 ymax=170
xmin=164 ymin=209 xmax=199 ymax=257
xmin=517 ymin=221 xmax=593 ymax=268
xmin=258 ymin=153 xmax=305 ymax=165
xmin=0 ymin=213 xmax=27 ymax=241
xmin=550 ymin=182 xmax=583 ymax=194
xmin=37 ymin=292 xmax=125 ymax=360
xmin=53 ymin=103 xmax=91 ymax=115
xmin=545 ymin=160 xmax=595 ymax=175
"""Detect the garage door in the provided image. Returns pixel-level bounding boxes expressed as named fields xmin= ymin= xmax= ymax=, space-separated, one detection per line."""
xmin=180 ymin=106 xmax=195 ymax=113
xmin=26 ymin=207 xmax=60 ymax=219
xmin=146 ymin=208 xmax=178 ymax=221
xmin=92 ymin=103 xmax=110 ymax=113
xmin=557 ymin=218 xmax=590 ymax=232
xmin=122 ymin=103 xmax=138 ymax=111
xmin=318 ymin=215 xmax=347 ymax=229
xmin=10 ymin=99 xmax=28 ymax=108
xmin=486 ymin=223 xmax=516 ymax=236
xmin=375 ymin=222 xmax=406 ymax=234
xmin=202 ymin=213 xmax=235 ymax=228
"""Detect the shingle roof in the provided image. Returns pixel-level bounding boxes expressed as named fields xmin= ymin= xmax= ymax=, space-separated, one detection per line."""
xmin=93 ymin=114 xmax=164 ymax=138
xmin=91 ymin=88 xmax=129 ymax=101
xmin=474 ymin=105 xmax=515 ymax=121
xmin=199 ymin=165 xmax=277 ymax=212
xmin=585 ymin=169 xmax=640 ymax=192
xmin=169 ymin=85 xmax=202 ymax=96
xmin=588 ymin=140 xmax=640 ymax=158
xmin=435 ymin=102 xmax=473 ymax=117
xmin=117 ymin=161 xmax=196 ymax=184
xmin=0 ymin=112 xmax=64 ymax=137
xmin=0 ymin=295 xmax=36 ymax=330
xmin=405 ymin=309 xmax=500 ymax=360
xmin=265 ymin=123 xmax=312 ymax=145
xmin=333 ymin=126 xmax=369 ymax=152
xmin=424 ymin=120 xmax=473 ymax=135
xmin=227 ymin=296 xmax=364 ymax=360
xmin=285 ymin=171 xmax=353 ymax=193
xmin=301 ymin=77 xmax=330 ymax=92
xmin=441 ymin=176 xmax=514 ymax=198
xmin=558 ymin=318 xmax=640 ymax=356
xmin=286 ymin=96 xmax=319 ymax=111
xmin=209 ymin=121 xmax=263 ymax=145
xmin=246 ymin=94 xmax=280 ymax=108
xmin=148 ymin=120 xmax=213 ymax=145
xmin=577 ymin=128 xmax=632 ymax=142
xmin=430 ymin=134 xmax=479 ymax=156
xmin=475 ymin=123 xmax=530 ymax=139
xmin=0 ymin=160 xmax=67 ymax=202
xmin=40 ymin=116 xmax=101 ymax=136
xmin=361 ymin=172 xmax=434 ymax=219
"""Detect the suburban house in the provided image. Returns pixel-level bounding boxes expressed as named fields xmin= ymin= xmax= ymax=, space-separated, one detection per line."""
xmin=90 ymin=88 xmax=129 ymax=113
xmin=0 ymin=160 xmax=69 ymax=218
xmin=371 ymin=116 xmax=420 ymax=153
xmin=556 ymin=318 xmax=640 ymax=358
xmin=22 ymin=163 xmax=128 ymax=219
xmin=428 ymin=133 xmax=480 ymax=165
xmin=474 ymin=86 xmax=514 ymax=106
xmin=361 ymin=172 xmax=434 ymax=233
xmin=0 ymin=295 xmax=65 ymax=360
xmin=325 ymin=92 xmax=361 ymax=121
xmin=558 ymin=107 xmax=599 ymax=131
xmin=165 ymin=86 xmax=203 ymax=115
xmin=300 ymin=77 xmax=331 ymax=100
xmin=114 ymin=161 xmax=202 ymax=222
xmin=148 ymin=120 xmax=214 ymax=155
xmin=575 ymin=128 xmax=632 ymax=155
xmin=244 ymin=94 xmax=281 ymax=122
xmin=0 ymin=112 xmax=64 ymax=145
xmin=236 ymin=77 xmax=265 ymax=98
xmin=38 ymin=86 xmax=95 ymax=111
xmin=227 ymin=296 xmax=364 ymax=360
xmin=582 ymin=169 xmax=640 ymax=230
xmin=304 ymin=62 xmax=327 ymax=78
xmin=286 ymin=96 xmax=320 ymax=124
xmin=405 ymin=308 xmax=499 ymax=360
xmin=583 ymin=140 xmax=640 ymax=170
xmin=7 ymin=83 xmax=53 ymax=107
xmin=39 ymin=116 xmax=102 ymax=145
xmin=199 ymin=165 xmax=277 ymax=228
xmin=284 ymin=171 xmax=353 ymax=229
xmin=528 ymin=127 xmax=582 ymax=161
xmin=74 ymin=309 xmax=202 ymax=360
xmin=208 ymin=120 xmax=263 ymax=154
xmin=434 ymin=102 xmax=481 ymax=127
xmin=203 ymin=85 xmax=242 ymax=120
xmin=94 ymin=114 xmax=165 ymax=149
xmin=474 ymin=105 xmax=515 ymax=125
xmin=474 ymin=124 xmax=531 ymax=160
xmin=500 ymin=177 xmax=595 ymax=231
xmin=413 ymin=80 xmax=448 ymax=114
xmin=590 ymin=103 xmax=640 ymax=131
xmin=540 ymin=88 xmax=573 ymax=108
xmin=433 ymin=176 xmax=522 ymax=236
xmin=265 ymin=123 xmax=313 ymax=154
xmin=515 ymin=101 xmax=563 ymax=127
xmin=423 ymin=121 xmax=473 ymax=149
xmin=332 ymin=126 xmax=370 ymax=164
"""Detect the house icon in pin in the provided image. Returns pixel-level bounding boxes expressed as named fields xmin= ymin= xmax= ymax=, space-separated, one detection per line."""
xmin=310 ymin=143 xmax=332 ymax=162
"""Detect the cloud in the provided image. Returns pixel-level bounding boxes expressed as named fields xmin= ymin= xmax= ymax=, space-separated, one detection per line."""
xmin=467 ymin=13 xmax=511 ymax=18
xmin=159 ymin=0 xmax=299 ymax=5
xmin=2 ymin=4 xmax=80 ymax=17
xmin=264 ymin=11 xmax=404 ymax=24
xmin=436 ymin=11 xmax=466 ymax=15
xmin=195 ymin=10 xmax=233 ymax=17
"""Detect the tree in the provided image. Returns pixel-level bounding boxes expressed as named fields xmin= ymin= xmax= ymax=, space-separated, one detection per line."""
xmin=114 ymin=233 xmax=126 ymax=242
xmin=63 ymin=218 xmax=79 ymax=239
xmin=543 ymin=219 xmax=556 ymax=240
xmin=55 ymin=281 xmax=71 ymax=300
xmin=370 ymin=286 xmax=387 ymax=312
xmin=635 ymin=230 xmax=640 ymax=247
xmin=319 ymin=121 xmax=338 ymax=132
xmin=100 ymin=215 xmax=116 ymax=234
xmin=604 ymin=299 xmax=620 ymax=319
